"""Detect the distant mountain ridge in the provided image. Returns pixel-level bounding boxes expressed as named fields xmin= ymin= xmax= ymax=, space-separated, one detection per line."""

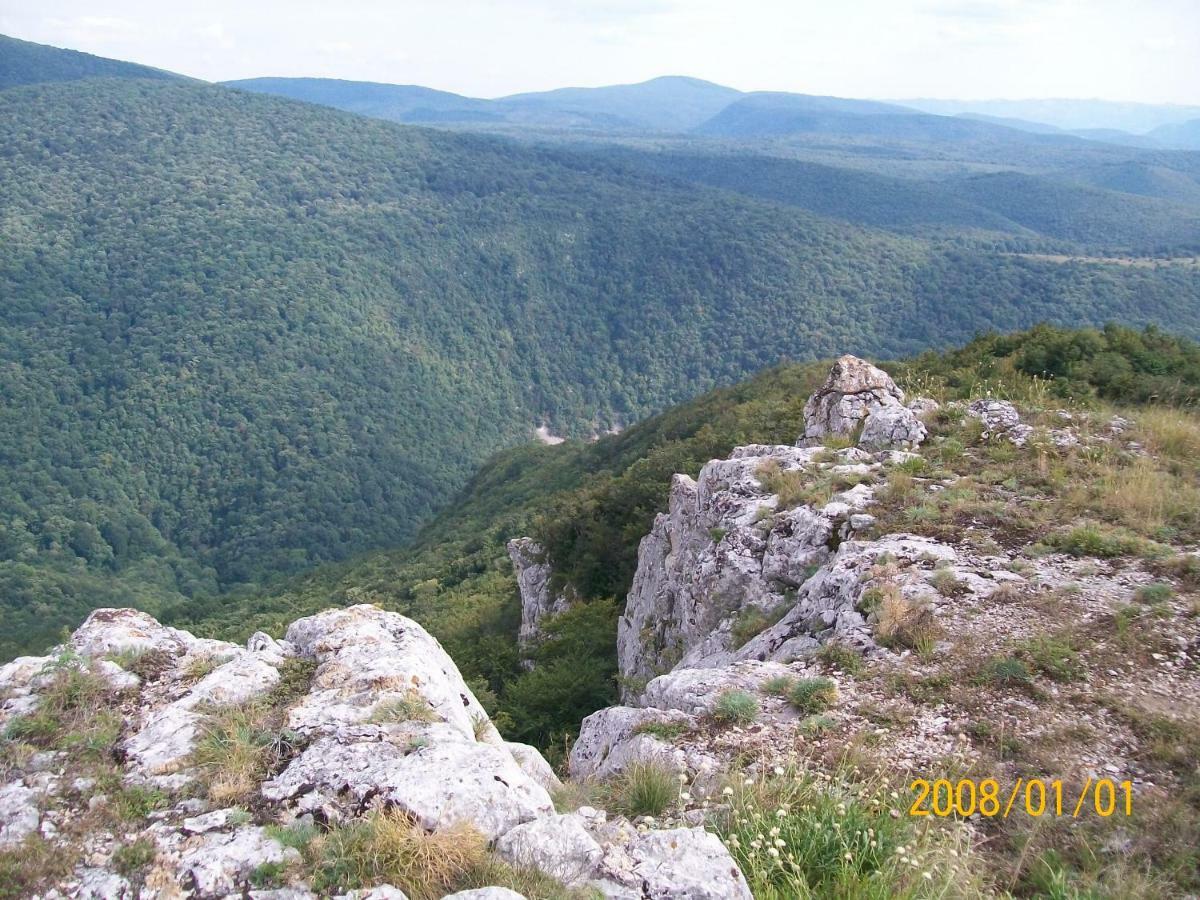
xmin=0 ymin=33 xmax=183 ymax=89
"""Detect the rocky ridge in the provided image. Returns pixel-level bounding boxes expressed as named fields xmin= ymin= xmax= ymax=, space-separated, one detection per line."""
xmin=0 ymin=606 xmax=750 ymax=898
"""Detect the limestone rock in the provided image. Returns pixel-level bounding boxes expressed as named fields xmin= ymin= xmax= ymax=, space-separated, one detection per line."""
xmin=283 ymin=606 xmax=496 ymax=744
xmin=569 ymin=706 xmax=695 ymax=781
xmin=801 ymin=355 xmax=923 ymax=450
xmin=739 ymin=533 xmax=957 ymax=661
xmin=0 ymin=782 xmax=39 ymax=848
xmin=443 ymin=890 xmax=526 ymax=900
xmin=859 ymin=402 xmax=927 ymax=450
xmin=261 ymin=725 xmax=552 ymax=841
xmin=968 ymin=399 xmax=1034 ymax=445
xmin=335 ymin=888 xmax=411 ymax=900
xmin=617 ymin=445 xmax=839 ymax=688
xmin=629 ymin=827 xmax=752 ymax=900
xmin=640 ymin=661 xmax=794 ymax=712
xmin=505 ymin=741 xmax=562 ymax=791
xmin=176 ymin=827 xmax=299 ymax=896
xmin=507 ymin=538 xmax=575 ymax=657
xmin=496 ymin=813 xmax=603 ymax=886
xmin=75 ymin=867 xmax=135 ymax=899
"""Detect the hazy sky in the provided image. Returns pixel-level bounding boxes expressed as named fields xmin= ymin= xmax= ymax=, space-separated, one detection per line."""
xmin=2 ymin=0 xmax=1198 ymax=103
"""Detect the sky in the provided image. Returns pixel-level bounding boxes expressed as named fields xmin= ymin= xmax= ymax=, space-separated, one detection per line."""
xmin=2 ymin=0 xmax=1198 ymax=104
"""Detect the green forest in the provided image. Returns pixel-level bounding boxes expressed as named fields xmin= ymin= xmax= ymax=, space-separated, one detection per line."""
xmin=167 ymin=324 xmax=1200 ymax=753
xmin=2 ymin=74 xmax=1200 ymax=660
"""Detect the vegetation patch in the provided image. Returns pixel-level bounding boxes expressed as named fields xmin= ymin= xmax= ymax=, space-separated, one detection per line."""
xmin=711 ymin=690 xmax=760 ymax=726
xmin=715 ymin=763 xmax=991 ymax=899
xmin=787 ymin=677 xmax=838 ymax=714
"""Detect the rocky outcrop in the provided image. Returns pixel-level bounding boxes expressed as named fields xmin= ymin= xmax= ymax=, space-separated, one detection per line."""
xmin=497 ymin=808 xmax=751 ymax=899
xmin=506 ymin=537 xmax=575 ymax=659
xmin=968 ymin=398 xmax=1033 ymax=445
xmin=0 ymin=606 xmax=748 ymax=898
xmin=615 ymin=443 xmax=883 ymax=690
xmin=800 ymin=354 xmax=927 ymax=450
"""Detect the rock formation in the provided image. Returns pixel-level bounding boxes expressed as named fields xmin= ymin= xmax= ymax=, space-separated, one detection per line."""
xmin=0 ymin=606 xmax=749 ymax=898
xmin=506 ymin=537 xmax=575 ymax=661
xmin=800 ymin=354 xmax=927 ymax=449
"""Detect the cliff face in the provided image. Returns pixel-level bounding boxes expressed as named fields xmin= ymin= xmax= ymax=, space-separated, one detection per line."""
xmin=615 ymin=356 xmax=936 ymax=691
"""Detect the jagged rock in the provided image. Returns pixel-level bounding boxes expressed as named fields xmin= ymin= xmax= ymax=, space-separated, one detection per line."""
xmin=262 ymin=724 xmax=552 ymax=841
xmin=628 ymin=827 xmax=752 ymax=900
xmin=75 ymin=867 xmax=135 ymax=899
xmin=860 ymin=403 xmax=927 ymax=450
xmin=496 ymin=813 xmax=604 ymax=886
xmin=175 ymin=826 xmax=299 ymax=895
xmin=568 ymin=706 xmax=713 ymax=784
xmin=283 ymin=606 xmax=499 ymax=744
xmin=739 ymin=534 xmax=957 ymax=661
xmin=968 ymin=399 xmax=1034 ymax=445
xmin=124 ymin=705 xmax=204 ymax=776
xmin=182 ymin=808 xmax=241 ymax=834
xmin=0 ymin=781 xmax=39 ymax=847
xmin=498 ymin=814 xmax=749 ymax=900
xmin=71 ymin=608 xmax=230 ymax=660
xmin=617 ymin=445 xmax=845 ymax=688
xmin=247 ymin=631 xmax=294 ymax=660
xmin=507 ymin=538 xmax=574 ymax=657
xmin=908 ymin=397 xmax=941 ymax=418
xmin=91 ymin=658 xmax=141 ymax=691
xmin=801 ymin=355 xmax=925 ymax=449
xmin=124 ymin=652 xmax=281 ymax=776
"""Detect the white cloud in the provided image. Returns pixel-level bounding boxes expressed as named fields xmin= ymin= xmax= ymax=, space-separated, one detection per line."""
xmin=4 ymin=0 xmax=1198 ymax=103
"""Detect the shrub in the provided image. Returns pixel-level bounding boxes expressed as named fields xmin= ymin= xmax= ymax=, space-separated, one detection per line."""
xmin=929 ymin=568 xmax=969 ymax=598
xmin=815 ymin=642 xmax=864 ymax=676
xmin=874 ymin=586 xmax=939 ymax=653
xmin=762 ymin=675 xmax=795 ymax=697
xmin=607 ymin=761 xmax=679 ymax=818
xmin=0 ymin=835 xmax=73 ymax=900
xmin=1135 ymin=582 xmax=1174 ymax=605
xmin=192 ymin=704 xmax=297 ymax=803
xmin=711 ymin=690 xmax=760 ymax=726
xmin=731 ymin=600 xmax=794 ymax=649
xmin=979 ymin=656 xmax=1033 ymax=687
xmin=1021 ymin=634 xmax=1082 ymax=683
xmin=787 ymin=677 xmax=838 ymax=714
xmin=112 ymin=838 xmax=156 ymax=877
xmin=1047 ymin=523 xmax=1149 ymax=559
xmin=112 ymin=784 xmax=168 ymax=822
xmin=3 ymin=660 xmax=119 ymax=760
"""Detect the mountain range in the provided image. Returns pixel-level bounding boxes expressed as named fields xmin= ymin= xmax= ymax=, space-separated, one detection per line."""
xmin=1 ymin=32 xmax=1199 ymax=658
xmin=225 ymin=72 xmax=1200 ymax=150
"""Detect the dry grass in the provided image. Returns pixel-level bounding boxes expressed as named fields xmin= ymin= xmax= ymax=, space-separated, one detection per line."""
xmin=367 ymin=690 xmax=439 ymax=725
xmin=873 ymin=584 xmax=939 ymax=653
xmin=312 ymin=810 xmax=488 ymax=898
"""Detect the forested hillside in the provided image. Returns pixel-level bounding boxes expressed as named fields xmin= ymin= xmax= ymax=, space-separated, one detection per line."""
xmin=3 ymin=75 xmax=1200 ymax=659
xmin=170 ymin=324 xmax=1200 ymax=753
xmin=0 ymin=33 xmax=180 ymax=89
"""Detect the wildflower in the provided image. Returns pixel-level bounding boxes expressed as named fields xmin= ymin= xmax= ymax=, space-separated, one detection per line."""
xmin=723 ymin=786 xmax=735 ymax=796
xmin=681 ymin=792 xmax=692 ymax=801
xmin=678 ymin=772 xmax=688 ymax=783
xmin=768 ymin=847 xmax=780 ymax=858
xmin=773 ymin=766 xmax=785 ymax=776
xmin=923 ymin=872 xmax=933 ymax=881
